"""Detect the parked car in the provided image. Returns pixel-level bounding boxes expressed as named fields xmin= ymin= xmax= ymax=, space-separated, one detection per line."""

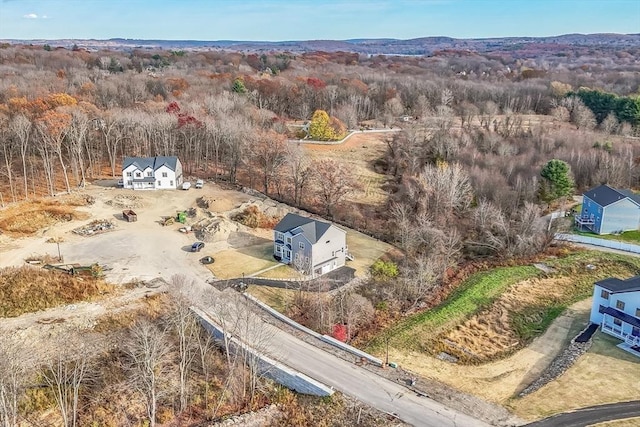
xmin=191 ymin=242 xmax=205 ymax=252
xmin=117 ymin=179 xmax=124 ymax=187
xmin=199 ymin=256 xmax=214 ymax=264
xmin=195 ymin=179 xmax=204 ymax=189
xmin=182 ymin=181 xmax=191 ymax=190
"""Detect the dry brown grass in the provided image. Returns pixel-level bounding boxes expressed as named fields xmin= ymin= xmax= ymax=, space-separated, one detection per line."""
xmin=439 ymin=277 xmax=572 ymax=362
xmin=0 ymin=196 xmax=90 ymax=236
xmin=303 ymin=132 xmax=391 ymax=205
xmin=246 ymin=285 xmax=304 ymax=312
xmin=0 ymin=265 xmax=115 ymax=317
xmin=510 ymin=332 xmax=640 ymax=420
xmin=93 ymin=292 xmax=170 ymax=332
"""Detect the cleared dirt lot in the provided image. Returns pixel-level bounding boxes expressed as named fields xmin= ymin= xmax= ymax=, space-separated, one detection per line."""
xmin=0 ymin=182 xmax=251 ymax=285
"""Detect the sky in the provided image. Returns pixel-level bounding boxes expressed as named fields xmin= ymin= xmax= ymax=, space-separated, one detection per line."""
xmin=0 ymin=0 xmax=638 ymax=41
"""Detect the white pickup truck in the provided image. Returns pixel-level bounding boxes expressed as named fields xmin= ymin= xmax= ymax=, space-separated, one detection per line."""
xmin=195 ymin=179 xmax=204 ymax=189
xmin=182 ymin=181 xmax=191 ymax=190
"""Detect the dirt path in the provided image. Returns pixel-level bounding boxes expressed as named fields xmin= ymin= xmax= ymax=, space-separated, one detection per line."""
xmin=385 ymin=299 xmax=592 ymax=406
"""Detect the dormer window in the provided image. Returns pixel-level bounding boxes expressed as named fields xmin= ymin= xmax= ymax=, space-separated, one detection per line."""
xmin=147 ymin=171 xmax=153 ymax=177
xmin=135 ymin=172 xmax=141 ymax=178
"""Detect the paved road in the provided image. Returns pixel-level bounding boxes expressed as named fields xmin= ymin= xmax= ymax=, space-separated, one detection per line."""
xmin=208 ymin=303 xmax=489 ymax=427
xmin=526 ymin=400 xmax=640 ymax=427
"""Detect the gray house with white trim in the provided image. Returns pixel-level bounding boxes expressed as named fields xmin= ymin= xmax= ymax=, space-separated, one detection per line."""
xmin=122 ymin=156 xmax=183 ymax=190
xmin=273 ymin=213 xmax=347 ymax=276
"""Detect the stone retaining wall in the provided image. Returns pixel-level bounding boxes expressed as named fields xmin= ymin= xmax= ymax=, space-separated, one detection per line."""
xmin=192 ymin=306 xmax=334 ymax=397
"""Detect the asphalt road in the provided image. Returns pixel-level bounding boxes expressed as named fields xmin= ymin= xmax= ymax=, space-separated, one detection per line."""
xmin=224 ymin=306 xmax=489 ymax=427
xmin=526 ymin=400 xmax=640 ymax=427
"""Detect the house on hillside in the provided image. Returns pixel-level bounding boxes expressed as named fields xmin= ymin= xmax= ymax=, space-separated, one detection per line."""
xmin=273 ymin=213 xmax=348 ymax=276
xmin=590 ymin=276 xmax=640 ymax=355
xmin=121 ymin=156 xmax=183 ymax=190
xmin=574 ymin=184 xmax=640 ymax=234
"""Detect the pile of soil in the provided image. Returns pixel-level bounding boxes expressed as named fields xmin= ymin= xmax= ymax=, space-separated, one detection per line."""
xmin=192 ymin=216 xmax=239 ymax=243
xmin=105 ymin=194 xmax=145 ymax=209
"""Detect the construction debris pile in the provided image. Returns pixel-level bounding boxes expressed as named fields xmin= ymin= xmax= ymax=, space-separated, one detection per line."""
xmin=72 ymin=219 xmax=115 ymax=236
xmin=105 ymin=194 xmax=144 ymax=209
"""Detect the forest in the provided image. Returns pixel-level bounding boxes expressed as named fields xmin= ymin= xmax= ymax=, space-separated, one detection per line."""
xmin=0 ymin=40 xmax=640 ymax=425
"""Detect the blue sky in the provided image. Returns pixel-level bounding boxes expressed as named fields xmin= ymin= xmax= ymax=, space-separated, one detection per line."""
xmin=0 ymin=0 xmax=638 ymax=41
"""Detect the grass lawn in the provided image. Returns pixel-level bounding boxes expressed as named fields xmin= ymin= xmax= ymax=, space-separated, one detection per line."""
xmin=245 ymin=285 xmax=304 ymax=313
xmin=509 ymin=332 xmax=640 ymax=420
xmin=255 ymin=264 xmax=303 ymax=279
xmin=208 ymin=241 xmax=278 ymax=279
xmin=346 ymin=230 xmax=395 ymax=277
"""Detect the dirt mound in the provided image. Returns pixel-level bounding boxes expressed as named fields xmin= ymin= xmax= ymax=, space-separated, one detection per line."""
xmin=192 ymin=216 xmax=239 ymax=243
xmin=0 ymin=199 xmax=89 ymax=236
xmin=105 ymin=194 xmax=144 ymax=209
xmin=230 ymin=199 xmax=290 ymax=222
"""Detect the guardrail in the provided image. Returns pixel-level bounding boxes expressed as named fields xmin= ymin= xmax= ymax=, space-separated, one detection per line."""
xmin=243 ymin=293 xmax=383 ymax=366
xmin=555 ymin=233 xmax=640 ymax=254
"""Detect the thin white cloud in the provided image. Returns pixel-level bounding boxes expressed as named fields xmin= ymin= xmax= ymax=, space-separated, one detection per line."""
xmin=23 ymin=13 xmax=39 ymax=19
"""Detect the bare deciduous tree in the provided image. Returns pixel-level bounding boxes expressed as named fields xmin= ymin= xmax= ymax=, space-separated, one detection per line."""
xmin=124 ymin=320 xmax=171 ymax=427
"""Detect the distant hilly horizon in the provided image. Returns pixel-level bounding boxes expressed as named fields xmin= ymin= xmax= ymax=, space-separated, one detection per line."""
xmin=3 ymin=33 xmax=640 ymax=55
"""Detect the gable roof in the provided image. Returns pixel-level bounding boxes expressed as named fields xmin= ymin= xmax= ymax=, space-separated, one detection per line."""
xmin=583 ymin=184 xmax=640 ymax=207
xmin=123 ymin=156 xmax=179 ymax=172
xmin=274 ymin=213 xmax=336 ymax=244
xmin=597 ymin=276 xmax=640 ymax=294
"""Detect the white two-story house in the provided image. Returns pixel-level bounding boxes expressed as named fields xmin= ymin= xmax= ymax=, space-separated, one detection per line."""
xmin=590 ymin=276 xmax=640 ymax=352
xmin=273 ymin=213 xmax=348 ymax=276
xmin=122 ymin=156 xmax=183 ymax=190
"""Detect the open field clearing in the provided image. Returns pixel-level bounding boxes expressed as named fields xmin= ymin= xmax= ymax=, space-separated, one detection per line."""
xmin=303 ymin=132 xmax=391 ymax=206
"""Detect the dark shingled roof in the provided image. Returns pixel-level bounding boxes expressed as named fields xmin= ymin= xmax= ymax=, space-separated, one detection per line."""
xmin=274 ymin=213 xmax=334 ymax=244
xmin=601 ymin=306 xmax=640 ymax=328
xmin=123 ymin=156 xmax=179 ymax=171
xmin=597 ymin=276 xmax=640 ymax=293
xmin=584 ymin=184 xmax=640 ymax=207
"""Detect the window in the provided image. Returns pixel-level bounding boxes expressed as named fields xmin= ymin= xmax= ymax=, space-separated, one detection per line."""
xmin=170 ymin=180 xmax=174 ymax=186
xmin=331 ymin=251 xmax=335 ymax=257
xmin=601 ymin=289 xmax=610 ymax=299
xmin=135 ymin=172 xmax=141 ymax=178
xmin=613 ymin=318 xmax=622 ymax=326
xmin=127 ymin=180 xmax=132 ymax=186
xmin=146 ymin=171 xmax=153 ymax=177
xmin=633 ymin=327 xmax=640 ymax=337
xmin=275 ymin=232 xmax=284 ymax=241
xmin=157 ymin=181 xmax=161 ymax=186
xmin=636 ymin=308 xmax=640 ymax=317
xmin=275 ymin=246 xmax=281 ymax=253
xmin=299 ymin=242 xmax=305 ymax=249
xmin=286 ymin=237 xmax=292 ymax=244
xmin=616 ymin=300 xmax=625 ymax=310
xmin=126 ymin=172 xmax=132 ymax=177
xmin=162 ymin=172 xmax=168 ymax=177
